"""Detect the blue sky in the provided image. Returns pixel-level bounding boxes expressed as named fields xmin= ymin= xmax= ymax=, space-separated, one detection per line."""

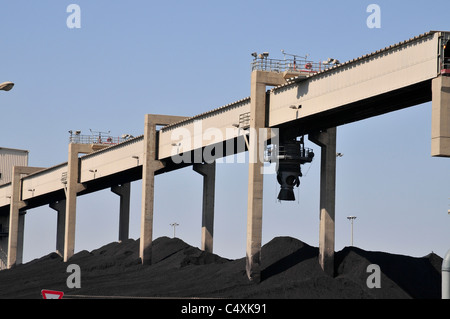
xmin=0 ymin=1 xmax=449 ymax=263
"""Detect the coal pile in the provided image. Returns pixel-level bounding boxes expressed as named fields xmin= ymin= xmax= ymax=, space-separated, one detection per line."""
xmin=0 ymin=236 xmax=442 ymax=299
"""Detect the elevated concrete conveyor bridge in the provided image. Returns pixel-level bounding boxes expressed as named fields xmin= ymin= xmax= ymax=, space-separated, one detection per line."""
xmin=0 ymin=31 xmax=449 ymax=281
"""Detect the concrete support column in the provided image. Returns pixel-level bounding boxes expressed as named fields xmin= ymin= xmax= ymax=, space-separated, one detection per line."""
xmin=246 ymin=71 xmax=286 ymax=282
xmin=49 ymin=200 xmax=66 ymax=257
xmin=193 ymin=161 xmax=216 ymax=253
xmin=431 ymin=76 xmax=450 ymax=157
xmin=64 ymin=144 xmax=94 ymax=262
xmin=140 ymin=114 xmax=188 ymax=265
xmin=16 ymin=212 xmax=25 ymax=265
xmin=309 ymin=128 xmax=337 ymax=276
xmin=111 ymin=183 xmax=131 ymax=242
xmin=7 ymin=166 xmax=44 ymax=268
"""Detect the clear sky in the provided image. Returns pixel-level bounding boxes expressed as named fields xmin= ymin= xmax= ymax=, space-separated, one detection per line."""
xmin=0 ymin=0 xmax=449 ymax=263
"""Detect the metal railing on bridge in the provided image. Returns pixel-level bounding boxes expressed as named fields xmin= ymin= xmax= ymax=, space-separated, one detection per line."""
xmin=69 ymin=135 xmax=127 ymax=145
xmin=68 ymin=130 xmax=134 ymax=146
xmin=251 ymin=54 xmax=327 ymax=75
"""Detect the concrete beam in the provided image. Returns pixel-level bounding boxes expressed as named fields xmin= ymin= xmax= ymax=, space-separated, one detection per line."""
xmin=309 ymin=128 xmax=337 ymax=276
xmin=193 ymin=161 xmax=216 ymax=253
xmin=49 ymin=200 xmax=66 ymax=257
xmin=140 ymin=114 xmax=188 ymax=265
xmin=7 ymin=166 xmax=45 ymax=268
xmin=111 ymin=183 xmax=131 ymax=242
xmin=432 ymin=76 xmax=450 ymax=157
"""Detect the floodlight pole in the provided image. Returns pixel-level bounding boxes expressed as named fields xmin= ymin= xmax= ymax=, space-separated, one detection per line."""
xmin=347 ymin=216 xmax=357 ymax=246
xmin=170 ymin=222 xmax=179 ymax=238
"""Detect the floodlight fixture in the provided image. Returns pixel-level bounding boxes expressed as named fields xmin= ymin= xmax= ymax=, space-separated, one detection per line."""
xmin=131 ymin=155 xmax=140 ymax=166
xmin=0 ymin=81 xmax=14 ymax=91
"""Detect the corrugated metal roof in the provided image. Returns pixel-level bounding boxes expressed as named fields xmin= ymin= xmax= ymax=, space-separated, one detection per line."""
xmin=0 ymin=148 xmax=29 ymax=185
xmin=0 ymin=147 xmax=28 ymax=154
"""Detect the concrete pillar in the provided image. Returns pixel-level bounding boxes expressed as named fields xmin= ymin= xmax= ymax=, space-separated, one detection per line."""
xmin=16 ymin=211 xmax=25 ymax=265
xmin=64 ymin=143 xmax=94 ymax=262
xmin=193 ymin=161 xmax=216 ymax=253
xmin=431 ymin=76 xmax=450 ymax=157
xmin=246 ymin=71 xmax=286 ymax=282
xmin=111 ymin=183 xmax=131 ymax=242
xmin=140 ymin=114 xmax=188 ymax=265
xmin=49 ymin=200 xmax=66 ymax=257
xmin=7 ymin=166 xmax=44 ymax=268
xmin=309 ymin=128 xmax=337 ymax=276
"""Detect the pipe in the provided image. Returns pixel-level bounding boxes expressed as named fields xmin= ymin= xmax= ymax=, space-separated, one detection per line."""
xmin=443 ymin=249 xmax=450 ymax=299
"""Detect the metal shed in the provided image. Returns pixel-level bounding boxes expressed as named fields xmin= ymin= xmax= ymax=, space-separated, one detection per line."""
xmin=0 ymin=147 xmax=29 ymax=185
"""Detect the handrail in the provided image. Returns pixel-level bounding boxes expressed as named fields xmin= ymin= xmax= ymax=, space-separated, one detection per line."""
xmin=265 ymin=144 xmax=314 ymax=163
xmin=69 ymin=135 xmax=130 ymax=145
xmin=251 ymin=57 xmax=325 ymax=74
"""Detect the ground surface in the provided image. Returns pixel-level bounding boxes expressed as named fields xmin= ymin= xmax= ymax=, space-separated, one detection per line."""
xmin=0 ymin=236 xmax=442 ymax=299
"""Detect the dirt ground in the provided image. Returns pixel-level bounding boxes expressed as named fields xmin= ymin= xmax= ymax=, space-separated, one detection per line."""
xmin=0 ymin=236 xmax=442 ymax=299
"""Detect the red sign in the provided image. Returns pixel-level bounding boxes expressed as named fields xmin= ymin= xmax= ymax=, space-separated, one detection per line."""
xmin=41 ymin=290 xmax=64 ymax=299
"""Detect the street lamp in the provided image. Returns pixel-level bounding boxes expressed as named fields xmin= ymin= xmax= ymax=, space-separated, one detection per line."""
xmin=0 ymin=82 xmax=14 ymax=91
xmin=347 ymin=216 xmax=357 ymax=246
xmin=170 ymin=222 xmax=179 ymax=238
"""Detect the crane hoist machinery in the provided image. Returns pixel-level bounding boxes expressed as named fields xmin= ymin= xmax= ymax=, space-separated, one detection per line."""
xmin=266 ymin=135 xmax=314 ymax=201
